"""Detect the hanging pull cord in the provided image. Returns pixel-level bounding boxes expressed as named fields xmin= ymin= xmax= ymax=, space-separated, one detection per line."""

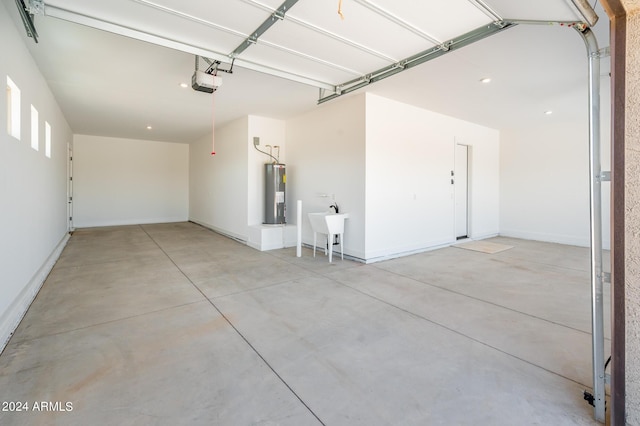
xmin=338 ymin=0 xmax=344 ymax=20
xmin=211 ymin=91 xmax=216 ymax=156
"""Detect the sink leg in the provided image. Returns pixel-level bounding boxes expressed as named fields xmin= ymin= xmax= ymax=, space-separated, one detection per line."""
xmin=313 ymin=232 xmax=317 ymax=257
xmin=329 ymin=233 xmax=333 ymax=263
xmin=340 ymin=232 xmax=344 ymax=260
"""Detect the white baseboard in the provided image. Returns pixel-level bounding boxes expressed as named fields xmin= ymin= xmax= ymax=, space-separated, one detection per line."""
xmin=0 ymin=233 xmax=70 ymax=353
xmin=73 ymin=216 xmax=188 ymax=228
xmin=499 ymin=229 xmax=590 ymax=248
xmin=362 ymin=236 xmax=454 ymax=263
xmin=363 ymin=241 xmax=452 ymax=264
xmin=469 ymin=232 xmax=500 ymax=241
xmin=189 ymin=219 xmax=247 ymax=244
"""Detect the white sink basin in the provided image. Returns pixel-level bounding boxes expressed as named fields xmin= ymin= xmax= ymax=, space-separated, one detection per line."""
xmin=308 ymin=212 xmax=349 ymax=262
xmin=308 ymin=212 xmax=349 ymax=234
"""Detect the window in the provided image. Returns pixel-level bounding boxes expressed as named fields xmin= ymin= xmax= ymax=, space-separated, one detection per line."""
xmin=45 ymin=121 xmax=51 ymax=158
xmin=6 ymin=76 xmax=21 ymax=140
xmin=30 ymin=105 xmax=38 ymax=151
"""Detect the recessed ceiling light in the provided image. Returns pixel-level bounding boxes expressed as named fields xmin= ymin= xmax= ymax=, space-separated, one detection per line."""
xmin=146 ymin=125 xmax=153 ymax=130
xmin=544 ymin=110 xmax=553 ymax=115
xmin=480 ymin=77 xmax=491 ymax=84
xmin=179 ymin=83 xmax=188 ymax=88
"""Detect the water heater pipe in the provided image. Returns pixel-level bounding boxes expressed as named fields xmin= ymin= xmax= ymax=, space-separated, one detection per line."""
xmin=253 ymin=142 xmax=279 ymax=163
xmin=274 ymin=146 xmax=281 ymax=163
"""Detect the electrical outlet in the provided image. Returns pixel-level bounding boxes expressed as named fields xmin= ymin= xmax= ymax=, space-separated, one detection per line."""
xmin=253 ymin=137 xmax=260 ymax=146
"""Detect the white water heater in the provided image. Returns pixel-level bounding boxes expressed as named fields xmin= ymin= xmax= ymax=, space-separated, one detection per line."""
xmin=264 ymin=163 xmax=286 ymax=224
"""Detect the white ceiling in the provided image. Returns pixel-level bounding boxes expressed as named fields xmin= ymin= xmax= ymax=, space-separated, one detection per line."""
xmin=3 ymin=0 xmax=609 ymax=143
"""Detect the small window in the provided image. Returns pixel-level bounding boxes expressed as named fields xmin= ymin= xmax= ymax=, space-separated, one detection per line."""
xmin=30 ymin=105 xmax=38 ymax=151
xmin=6 ymin=76 xmax=21 ymax=140
xmin=45 ymin=121 xmax=51 ymax=158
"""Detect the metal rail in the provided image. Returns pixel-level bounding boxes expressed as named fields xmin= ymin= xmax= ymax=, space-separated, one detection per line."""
xmin=229 ymin=0 xmax=299 ymax=58
xmin=317 ymin=21 xmax=515 ymax=104
xmin=576 ymin=26 xmax=607 ymax=423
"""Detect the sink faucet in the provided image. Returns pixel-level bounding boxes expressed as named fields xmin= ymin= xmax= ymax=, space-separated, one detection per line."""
xmin=329 ymin=203 xmax=339 ymax=213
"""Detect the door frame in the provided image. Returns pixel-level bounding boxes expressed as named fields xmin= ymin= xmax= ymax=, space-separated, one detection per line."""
xmin=454 ymin=143 xmax=470 ymax=240
xmin=67 ymin=142 xmax=74 ymax=232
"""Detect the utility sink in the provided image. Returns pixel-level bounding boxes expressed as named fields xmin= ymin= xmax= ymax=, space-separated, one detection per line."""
xmin=308 ymin=212 xmax=349 ymax=263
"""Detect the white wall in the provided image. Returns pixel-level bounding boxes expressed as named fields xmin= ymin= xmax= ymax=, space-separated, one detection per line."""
xmin=0 ymin=3 xmax=72 ymax=350
xmin=500 ymin=117 xmax=611 ymax=248
xmin=365 ymin=93 xmax=500 ymax=261
xmin=287 ymin=94 xmax=367 ymax=259
xmin=189 ymin=117 xmax=248 ymax=240
xmin=73 ymin=135 xmax=188 ymax=228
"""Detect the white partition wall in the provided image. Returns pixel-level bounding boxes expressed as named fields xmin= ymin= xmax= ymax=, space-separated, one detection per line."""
xmin=364 ymin=93 xmax=500 ymax=261
xmin=73 ymin=135 xmax=189 ymax=228
xmin=366 ymin=93 xmax=454 ymax=259
xmin=0 ymin=2 xmax=73 ymax=350
xmin=286 ymin=94 xmax=367 ymax=259
xmin=286 ymin=93 xmax=499 ymax=263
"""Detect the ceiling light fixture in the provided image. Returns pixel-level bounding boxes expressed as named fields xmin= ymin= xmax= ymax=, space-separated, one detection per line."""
xmin=480 ymin=77 xmax=491 ymax=83
xmin=544 ymin=110 xmax=553 ymax=115
xmin=179 ymin=82 xmax=188 ymax=88
xmin=146 ymin=125 xmax=153 ymax=130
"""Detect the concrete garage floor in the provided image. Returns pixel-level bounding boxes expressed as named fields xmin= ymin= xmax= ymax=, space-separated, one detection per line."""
xmin=0 ymin=222 xmax=610 ymax=425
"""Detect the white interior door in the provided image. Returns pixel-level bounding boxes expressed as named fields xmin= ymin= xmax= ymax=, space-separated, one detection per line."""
xmin=455 ymin=144 xmax=469 ymax=239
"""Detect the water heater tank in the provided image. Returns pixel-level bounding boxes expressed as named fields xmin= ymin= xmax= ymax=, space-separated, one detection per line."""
xmin=264 ymin=164 xmax=286 ymax=224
